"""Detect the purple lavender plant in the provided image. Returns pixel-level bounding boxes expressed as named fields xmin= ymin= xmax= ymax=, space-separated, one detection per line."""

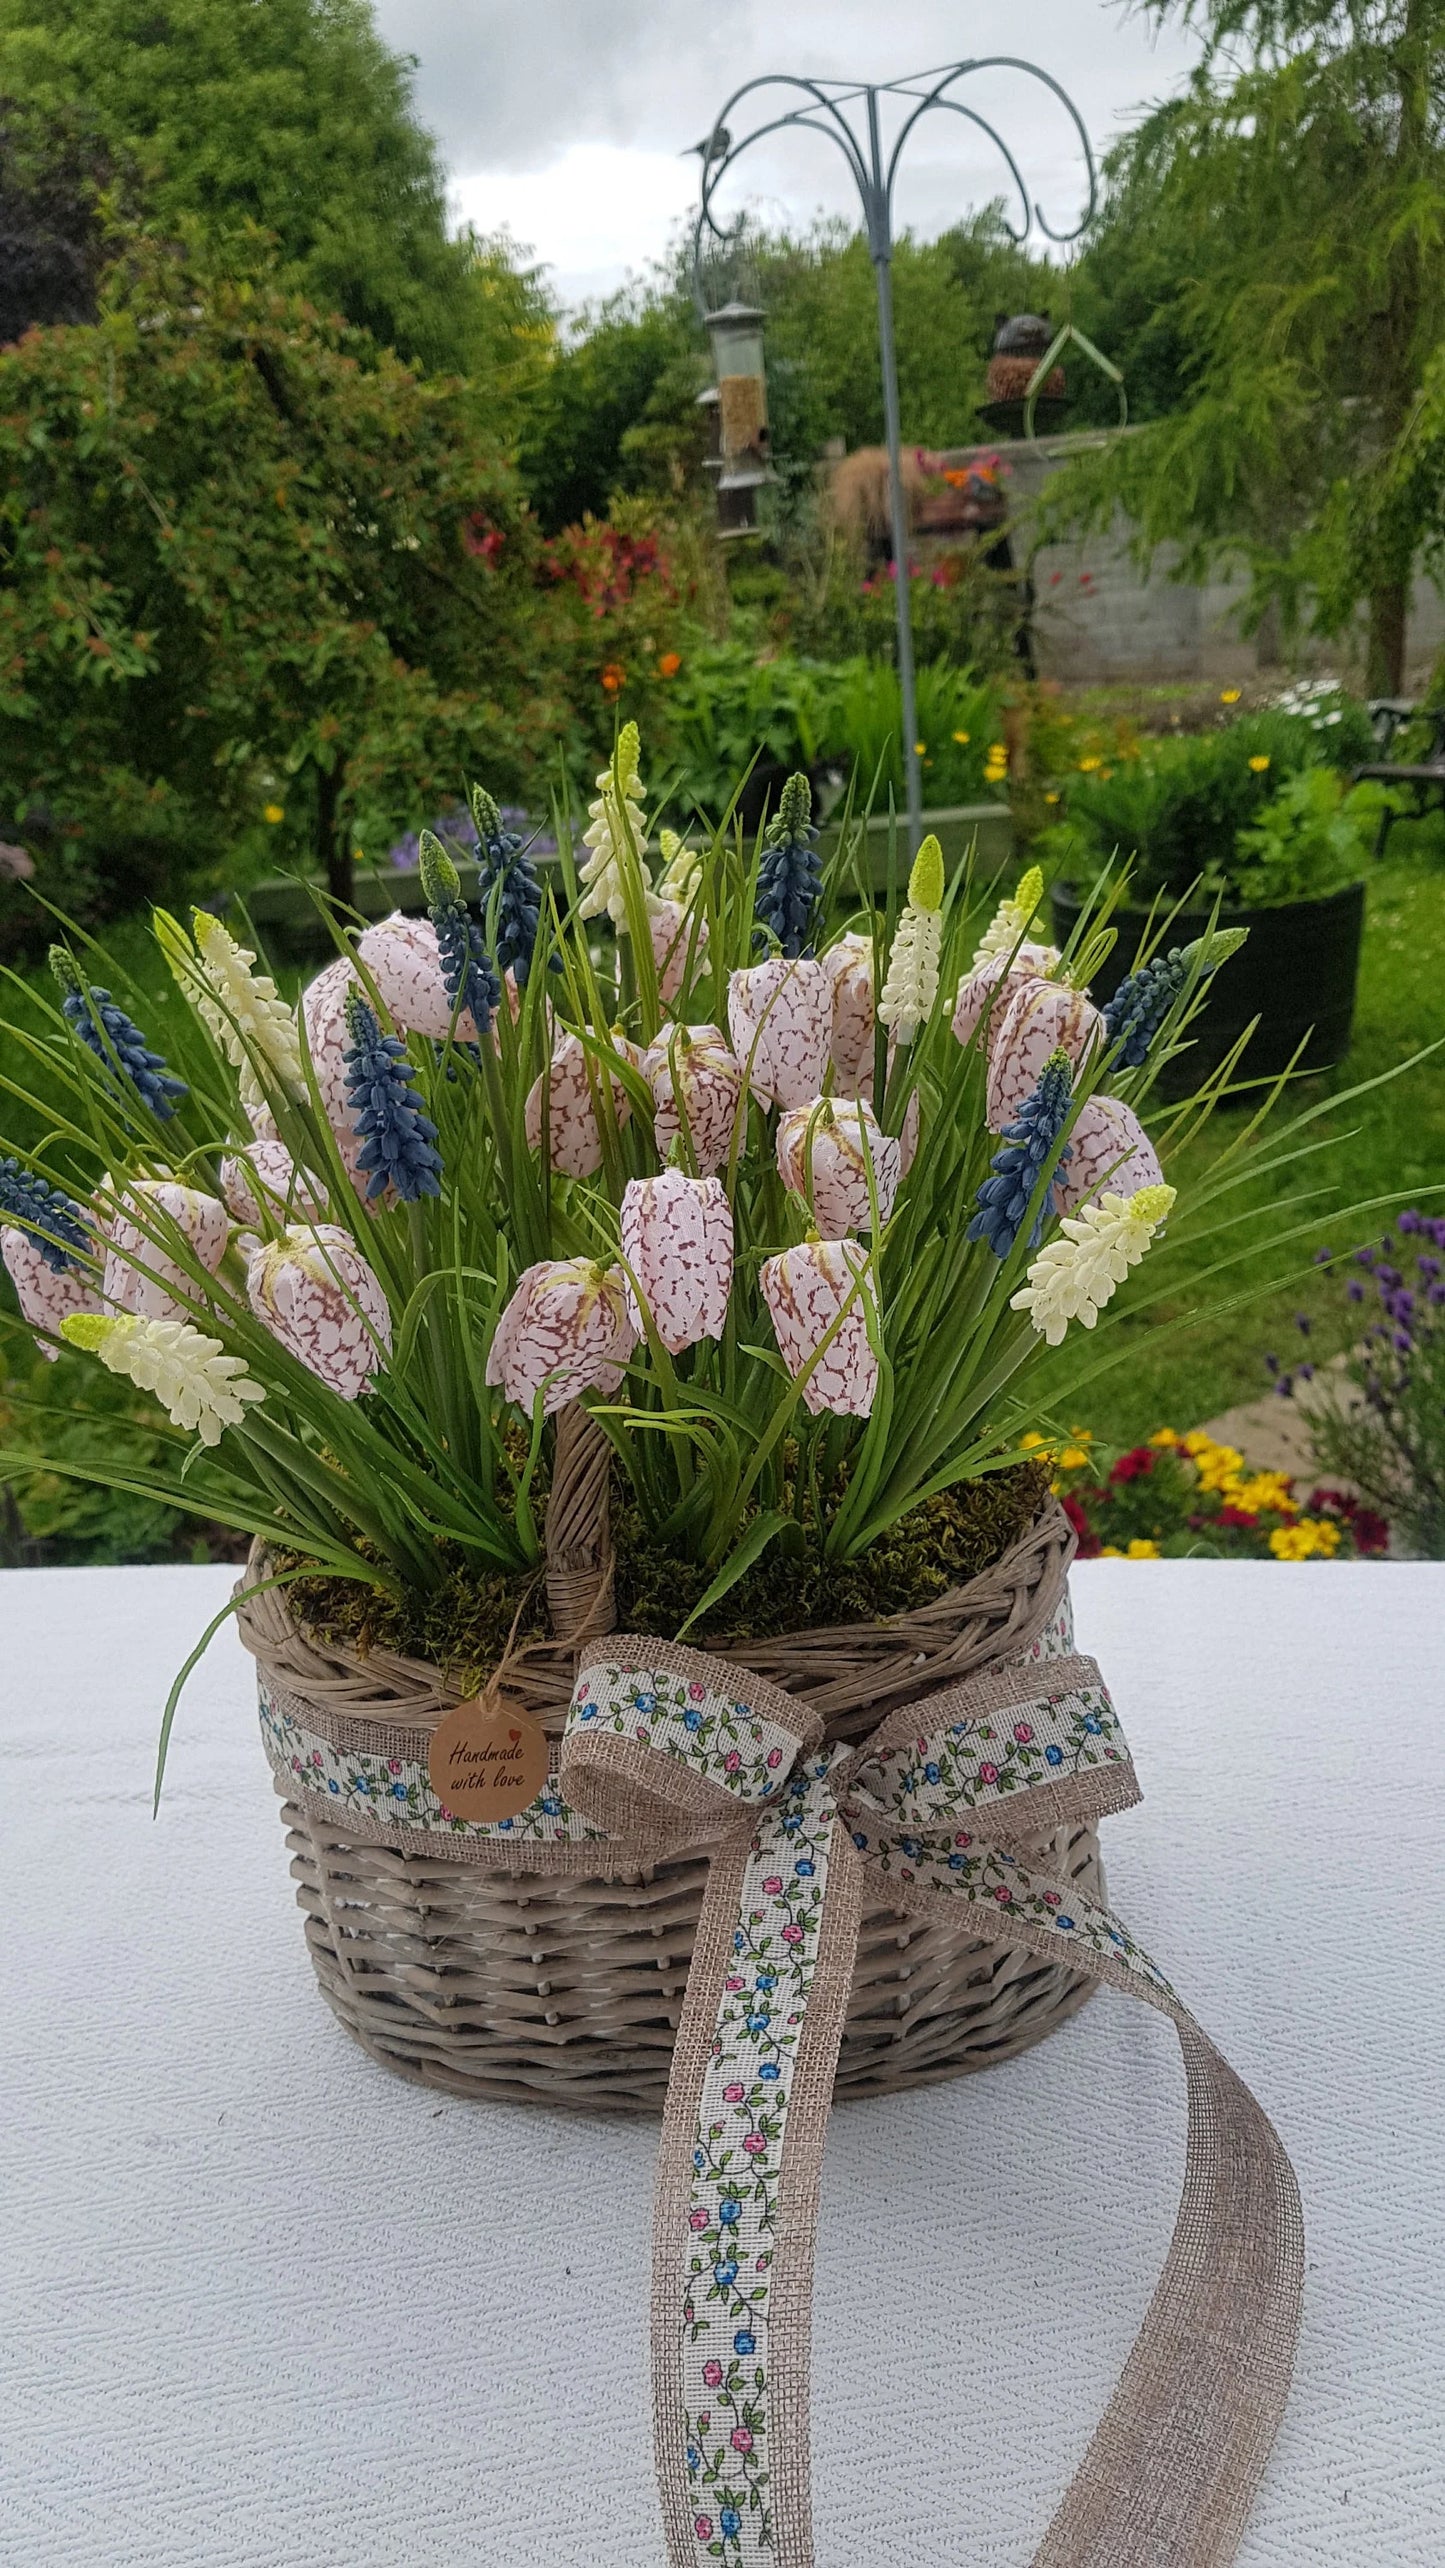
xmin=1273 ymin=1211 xmax=1445 ymax=1555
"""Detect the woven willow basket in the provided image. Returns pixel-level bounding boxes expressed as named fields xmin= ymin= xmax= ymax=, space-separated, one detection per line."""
xmin=236 ymin=1412 xmax=1102 ymax=2114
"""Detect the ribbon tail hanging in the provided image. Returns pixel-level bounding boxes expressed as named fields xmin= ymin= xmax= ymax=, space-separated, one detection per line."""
xmin=651 ymin=1756 xmax=863 ymax=2568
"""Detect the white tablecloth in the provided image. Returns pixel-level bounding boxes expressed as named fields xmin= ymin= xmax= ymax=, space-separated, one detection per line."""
xmin=3 ymin=1560 xmax=1443 ymax=2567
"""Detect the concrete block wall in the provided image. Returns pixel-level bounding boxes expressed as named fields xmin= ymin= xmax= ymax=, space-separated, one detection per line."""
xmin=936 ymin=433 xmax=1445 ymax=686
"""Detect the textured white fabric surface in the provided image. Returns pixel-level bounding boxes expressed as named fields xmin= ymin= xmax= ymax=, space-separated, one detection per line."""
xmin=3 ymin=1560 xmax=1443 ymax=2568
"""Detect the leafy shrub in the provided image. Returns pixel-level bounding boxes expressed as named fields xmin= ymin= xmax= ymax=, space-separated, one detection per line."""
xmin=1226 ymin=767 xmax=1398 ymax=907
xmin=1047 ymin=1426 xmax=1385 ymax=1560
xmin=1035 ymin=708 xmax=1370 ymax=903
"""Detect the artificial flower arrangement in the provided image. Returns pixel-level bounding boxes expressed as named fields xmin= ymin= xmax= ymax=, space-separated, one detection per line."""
xmin=2 ymin=718 xmax=1373 ymax=1699
xmin=1040 ymin=1426 xmax=1389 ymax=1560
xmin=2 ymin=724 xmax=1405 ymax=2564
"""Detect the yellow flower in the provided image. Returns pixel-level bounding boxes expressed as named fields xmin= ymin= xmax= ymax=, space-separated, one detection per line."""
xmin=1020 ymin=1430 xmax=1046 ymax=1448
xmin=952 ymin=729 xmax=970 ymax=745
xmin=1101 ymin=1545 xmax=1123 ymax=1557
xmin=1236 ymin=1471 xmax=1296 ymax=1515
xmin=1181 ymin=1430 xmax=1215 ymax=1456
xmin=1149 ymin=1427 xmax=1180 ymax=1447
xmin=1077 ymin=754 xmax=1102 ymax=774
xmin=1269 ymin=1518 xmax=1342 ymax=1561
xmin=1220 ymin=688 xmax=1242 ymax=705
xmin=263 ymin=803 xmax=285 ymax=824
xmin=1059 ymin=1445 xmax=1090 ymax=1470
xmin=1126 ymin=1538 xmax=1161 ymax=1559
xmin=914 ymin=740 xmax=927 ymax=756
xmin=1068 ymin=1425 xmax=1092 ymax=1444
xmin=988 ymin=741 xmax=1008 ymax=763
xmin=1043 ymin=790 xmax=1060 ymax=804
xmin=1248 ymin=755 xmax=1270 ymax=773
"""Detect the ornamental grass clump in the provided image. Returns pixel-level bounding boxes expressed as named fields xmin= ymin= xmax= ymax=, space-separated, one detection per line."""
xmin=0 ymin=727 xmax=1424 ymax=1704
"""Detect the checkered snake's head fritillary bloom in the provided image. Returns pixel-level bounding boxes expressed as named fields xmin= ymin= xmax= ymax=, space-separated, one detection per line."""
xmin=986 ymin=980 xmax=1107 ymax=1130
xmin=1 ymin=1224 xmax=102 ymax=1359
xmin=775 ymin=1098 xmax=900 ymax=1235
xmin=247 ymin=1225 xmax=393 ymax=1401
xmin=644 ymin=1025 xmax=744 ymax=1176
xmin=524 ymin=1031 xmax=644 ymax=1181
xmin=220 ymin=1139 xmax=326 ymax=1230
xmin=649 ymin=897 xmax=709 ymax=1005
xmin=299 ymin=955 xmax=371 ymax=1197
xmin=620 ymin=1169 xmax=733 ymax=1354
xmin=951 ymin=947 xmax=1062 ymax=1054
xmin=102 ymin=1179 xmax=230 ymax=1323
xmin=761 ymin=1237 xmax=879 ymax=1417
xmin=821 ymin=932 xmax=876 ymax=1096
xmin=727 ymin=956 xmax=832 ymax=1112
xmin=1052 ymin=1095 xmax=1163 ymax=1217
xmin=486 ymin=1257 xmax=637 ymax=1418
xmin=356 ymin=912 xmax=465 ymax=1043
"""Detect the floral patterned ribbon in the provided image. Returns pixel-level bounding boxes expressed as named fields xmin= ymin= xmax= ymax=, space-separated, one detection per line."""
xmin=258 ymin=1595 xmax=1303 ymax=2568
xmin=557 ymin=1619 xmax=1303 ymax=2568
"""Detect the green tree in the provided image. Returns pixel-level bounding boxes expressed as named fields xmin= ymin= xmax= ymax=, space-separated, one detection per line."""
xmin=1050 ymin=0 xmax=1445 ymax=688
xmin=0 ymin=0 xmax=508 ymax=377
xmin=0 ymin=233 xmax=563 ymax=938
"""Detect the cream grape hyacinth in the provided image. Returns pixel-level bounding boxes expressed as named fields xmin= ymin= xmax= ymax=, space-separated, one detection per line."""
xmin=878 ymin=834 xmax=945 ymax=1043
xmin=157 ymin=909 xmax=306 ymax=1108
xmin=1010 ymin=1184 xmax=1176 ymax=1346
xmin=579 ymin=720 xmax=654 ymax=928
xmin=969 ymin=864 xmax=1061 ymax=973
xmin=61 ymin=1311 xmax=266 ymax=1445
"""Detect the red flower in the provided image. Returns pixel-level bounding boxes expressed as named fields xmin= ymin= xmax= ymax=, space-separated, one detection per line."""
xmin=600 ymin=662 xmax=626 ymax=695
xmin=1108 ymin=1448 xmax=1155 ymax=1484
xmin=1215 ymin=1504 xmax=1260 ymax=1532
xmin=657 ymin=650 xmax=682 ymax=677
xmin=1350 ymin=1508 xmax=1389 ymax=1556
xmin=1061 ymin=1491 xmax=1101 ymax=1558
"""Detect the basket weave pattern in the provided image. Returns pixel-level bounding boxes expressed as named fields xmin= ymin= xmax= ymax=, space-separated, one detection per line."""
xmin=237 ymin=1418 xmax=1101 ymax=2113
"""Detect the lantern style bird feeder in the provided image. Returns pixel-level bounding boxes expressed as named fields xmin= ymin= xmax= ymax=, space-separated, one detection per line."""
xmin=701 ymin=299 xmax=774 ymax=537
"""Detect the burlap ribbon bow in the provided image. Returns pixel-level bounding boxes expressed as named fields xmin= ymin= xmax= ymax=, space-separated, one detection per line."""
xmin=258 ymin=1587 xmax=1303 ymax=2568
xmin=552 ymin=1598 xmax=1304 ymax=2568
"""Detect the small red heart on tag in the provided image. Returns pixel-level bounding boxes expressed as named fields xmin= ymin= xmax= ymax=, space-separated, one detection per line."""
xmin=509 ymin=1728 xmax=520 ymax=1743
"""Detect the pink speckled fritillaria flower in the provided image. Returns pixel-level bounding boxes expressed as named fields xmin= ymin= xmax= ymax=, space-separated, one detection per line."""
xmin=1052 ymin=1094 xmax=1163 ymax=1215
xmin=951 ymin=945 xmax=1061 ymax=1052
xmin=300 ymin=956 xmax=370 ymax=1195
xmin=220 ymin=1138 xmax=325 ymax=1229
xmin=645 ymin=1024 xmax=744 ymax=1175
xmin=648 ymin=898 xmax=709 ymax=1005
xmin=356 ymin=912 xmax=471 ymax=1041
xmin=727 ymin=957 xmax=832 ymax=1111
xmin=620 ymin=1169 xmax=733 ymax=1354
xmin=761 ymin=1238 xmax=879 ymax=1416
xmin=986 ymin=981 xmax=1106 ymax=1129
xmin=524 ymin=1032 xmax=642 ymax=1180
xmin=247 ymin=1225 xmax=392 ymax=1400
xmin=821 ymin=933 xmax=875 ymax=1093
xmin=775 ymin=1098 xmax=900 ymax=1233
xmin=486 ymin=1258 xmax=637 ymax=1416
xmin=0 ymin=1225 xmax=102 ymax=1359
xmin=102 ymin=1180 xmax=229 ymax=1321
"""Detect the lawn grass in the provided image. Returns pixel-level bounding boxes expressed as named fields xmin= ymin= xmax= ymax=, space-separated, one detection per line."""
xmin=1074 ymin=841 xmax=1445 ymax=1448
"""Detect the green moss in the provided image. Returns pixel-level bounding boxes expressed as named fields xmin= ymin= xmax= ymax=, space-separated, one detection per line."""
xmin=279 ymin=1460 xmax=1052 ymax=1678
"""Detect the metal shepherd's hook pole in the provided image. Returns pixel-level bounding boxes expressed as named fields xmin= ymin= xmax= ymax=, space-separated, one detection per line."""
xmin=690 ymin=60 xmax=1098 ymax=857
xmin=864 ymin=88 xmax=925 ymax=853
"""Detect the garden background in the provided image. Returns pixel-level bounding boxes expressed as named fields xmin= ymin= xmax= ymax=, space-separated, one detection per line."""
xmin=2 ymin=0 xmax=1443 ymax=1563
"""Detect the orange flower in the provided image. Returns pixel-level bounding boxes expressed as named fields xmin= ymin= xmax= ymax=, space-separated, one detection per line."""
xmin=657 ymin=651 xmax=682 ymax=678
xmin=600 ymin=662 xmax=626 ymax=696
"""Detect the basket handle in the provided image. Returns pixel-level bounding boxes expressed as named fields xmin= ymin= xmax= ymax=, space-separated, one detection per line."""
xmin=545 ymin=1401 xmax=615 ymax=1642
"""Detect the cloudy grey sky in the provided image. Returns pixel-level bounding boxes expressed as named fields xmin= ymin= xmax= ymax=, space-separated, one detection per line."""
xmin=374 ymin=0 xmax=1203 ymax=305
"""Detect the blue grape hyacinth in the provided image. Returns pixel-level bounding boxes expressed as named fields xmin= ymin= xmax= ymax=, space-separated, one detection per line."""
xmin=342 ymin=992 xmax=443 ymax=1202
xmin=968 ymin=1048 xmax=1074 ymax=1258
xmin=1104 ymin=929 xmax=1247 ymax=1069
xmin=418 ymin=828 xmax=499 ymax=1036
xmin=50 ymin=947 xmax=188 ymax=1119
xmin=0 ymin=1155 xmax=92 ymax=1270
xmin=472 ymin=783 xmax=554 ymax=985
xmin=754 ymin=772 xmax=822 ymax=958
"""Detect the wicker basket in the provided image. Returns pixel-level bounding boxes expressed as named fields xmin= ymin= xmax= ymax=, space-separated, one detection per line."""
xmin=236 ymin=1412 xmax=1102 ymax=2114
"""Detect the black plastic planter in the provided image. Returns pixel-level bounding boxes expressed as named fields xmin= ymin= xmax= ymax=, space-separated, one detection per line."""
xmin=1049 ymin=878 xmax=1367 ymax=1090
